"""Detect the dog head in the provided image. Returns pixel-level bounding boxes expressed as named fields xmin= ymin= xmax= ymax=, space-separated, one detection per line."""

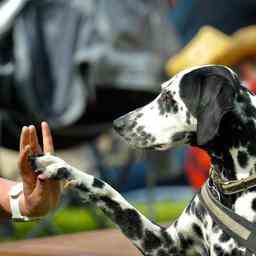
xmin=113 ymin=65 xmax=241 ymax=150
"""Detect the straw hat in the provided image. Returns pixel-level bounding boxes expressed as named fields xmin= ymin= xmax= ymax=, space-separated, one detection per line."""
xmin=166 ymin=25 xmax=256 ymax=76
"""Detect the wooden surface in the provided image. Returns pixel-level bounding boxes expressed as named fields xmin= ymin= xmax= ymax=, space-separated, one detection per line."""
xmin=0 ymin=229 xmax=140 ymax=256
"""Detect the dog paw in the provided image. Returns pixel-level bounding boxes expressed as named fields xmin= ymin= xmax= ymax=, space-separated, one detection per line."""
xmin=29 ymin=155 xmax=71 ymax=180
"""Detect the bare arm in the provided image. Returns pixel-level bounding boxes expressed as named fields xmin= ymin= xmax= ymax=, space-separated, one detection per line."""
xmin=0 ymin=178 xmax=16 ymax=218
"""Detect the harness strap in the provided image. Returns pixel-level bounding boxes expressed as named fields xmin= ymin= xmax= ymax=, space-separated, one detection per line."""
xmin=199 ymin=183 xmax=256 ymax=255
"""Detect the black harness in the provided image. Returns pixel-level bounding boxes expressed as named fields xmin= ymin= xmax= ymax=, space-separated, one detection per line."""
xmin=199 ymin=182 xmax=256 ymax=256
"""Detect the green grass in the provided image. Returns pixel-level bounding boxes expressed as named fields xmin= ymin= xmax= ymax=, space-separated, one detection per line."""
xmin=3 ymin=200 xmax=188 ymax=241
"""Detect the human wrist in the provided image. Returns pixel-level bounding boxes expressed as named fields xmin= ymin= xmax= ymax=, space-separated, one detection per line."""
xmin=18 ymin=193 xmax=30 ymax=217
xmin=9 ymin=183 xmax=40 ymax=221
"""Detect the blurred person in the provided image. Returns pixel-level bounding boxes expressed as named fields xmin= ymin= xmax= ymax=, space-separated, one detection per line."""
xmin=0 ymin=122 xmax=60 ymax=221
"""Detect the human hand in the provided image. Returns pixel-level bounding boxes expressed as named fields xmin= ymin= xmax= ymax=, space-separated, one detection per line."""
xmin=18 ymin=122 xmax=61 ymax=217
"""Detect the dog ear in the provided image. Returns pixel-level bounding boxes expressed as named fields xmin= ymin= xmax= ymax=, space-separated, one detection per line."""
xmin=180 ymin=66 xmax=238 ymax=145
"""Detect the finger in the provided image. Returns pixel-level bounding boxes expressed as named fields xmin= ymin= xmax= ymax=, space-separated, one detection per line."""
xmin=29 ymin=125 xmax=42 ymax=154
xmin=38 ymin=173 xmax=48 ymax=181
xmin=33 ymin=176 xmax=47 ymax=196
xmin=19 ymin=145 xmax=36 ymax=195
xmin=19 ymin=126 xmax=29 ymax=152
xmin=19 ymin=145 xmax=36 ymax=177
xmin=42 ymin=122 xmax=54 ymax=154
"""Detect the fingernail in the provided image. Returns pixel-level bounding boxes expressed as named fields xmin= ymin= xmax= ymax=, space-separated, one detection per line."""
xmin=38 ymin=174 xmax=47 ymax=181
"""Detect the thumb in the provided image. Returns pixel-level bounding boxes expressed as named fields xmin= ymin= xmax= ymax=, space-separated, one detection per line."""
xmin=32 ymin=176 xmax=48 ymax=198
xmin=28 ymin=176 xmax=51 ymax=210
xmin=19 ymin=145 xmax=37 ymax=196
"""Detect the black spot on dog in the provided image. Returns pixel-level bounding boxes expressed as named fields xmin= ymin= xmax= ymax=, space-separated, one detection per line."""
xmin=143 ymin=229 xmax=162 ymax=251
xmin=92 ymin=178 xmax=105 ymax=189
xmin=219 ymin=232 xmax=230 ymax=242
xmin=251 ymin=198 xmax=256 ymax=211
xmin=221 ymin=151 xmax=236 ymax=180
xmin=173 ymin=104 xmax=178 ymax=113
xmin=237 ymin=150 xmax=248 ymax=168
xmin=192 ymin=223 xmax=203 ymax=239
xmin=100 ymin=196 xmax=143 ymax=240
xmin=128 ymin=121 xmax=137 ymax=130
xmin=136 ymin=126 xmax=145 ymax=133
xmin=178 ymin=233 xmax=190 ymax=250
xmin=161 ymin=228 xmax=174 ymax=246
xmin=117 ymin=209 xmax=143 ymax=240
xmin=55 ymin=167 xmax=71 ymax=180
xmin=248 ymin=142 xmax=256 ymax=156
xmin=76 ymin=182 xmax=90 ymax=193
xmin=213 ymin=244 xmax=225 ymax=255
xmin=136 ymin=112 xmax=143 ymax=119
xmin=194 ymin=202 xmax=206 ymax=223
xmin=244 ymin=104 xmax=256 ymax=118
xmin=100 ymin=196 xmax=121 ymax=211
xmin=158 ymin=91 xmax=179 ymax=115
xmin=157 ymin=249 xmax=168 ymax=256
xmin=150 ymin=136 xmax=156 ymax=143
xmin=158 ymin=97 xmax=165 ymax=115
xmin=231 ymin=248 xmax=243 ymax=256
xmin=186 ymin=111 xmax=191 ymax=125
xmin=250 ymin=167 xmax=255 ymax=175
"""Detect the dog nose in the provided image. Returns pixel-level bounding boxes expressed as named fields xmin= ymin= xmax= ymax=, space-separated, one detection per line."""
xmin=113 ymin=117 xmax=127 ymax=132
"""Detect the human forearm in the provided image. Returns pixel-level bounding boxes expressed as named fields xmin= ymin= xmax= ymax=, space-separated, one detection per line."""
xmin=0 ymin=178 xmax=16 ymax=218
xmin=0 ymin=177 xmax=39 ymax=220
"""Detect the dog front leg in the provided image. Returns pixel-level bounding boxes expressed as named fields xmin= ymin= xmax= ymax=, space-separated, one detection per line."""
xmin=32 ymin=155 xmax=182 ymax=256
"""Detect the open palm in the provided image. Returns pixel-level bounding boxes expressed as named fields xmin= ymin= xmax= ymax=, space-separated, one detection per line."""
xmin=18 ymin=122 xmax=60 ymax=217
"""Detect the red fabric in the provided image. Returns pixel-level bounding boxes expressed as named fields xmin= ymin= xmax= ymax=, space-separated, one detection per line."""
xmin=185 ymin=147 xmax=211 ymax=189
xmin=247 ymin=80 xmax=256 ymax=93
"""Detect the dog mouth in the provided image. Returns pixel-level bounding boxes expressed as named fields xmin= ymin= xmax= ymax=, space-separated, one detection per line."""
xmin=152 ymin=144 xmax=170 ymax=151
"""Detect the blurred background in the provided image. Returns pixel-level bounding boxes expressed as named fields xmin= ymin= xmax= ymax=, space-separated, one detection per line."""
xmin=0 ymin=0 xmax=256 ymax=243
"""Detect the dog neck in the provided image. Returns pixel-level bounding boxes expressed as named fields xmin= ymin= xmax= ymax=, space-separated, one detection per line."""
xmin=203 ymin=90 xmax=256 ymax=183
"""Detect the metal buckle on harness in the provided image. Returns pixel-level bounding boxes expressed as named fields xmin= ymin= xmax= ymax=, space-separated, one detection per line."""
xmin=209 ymin=165 xmax=256 ymax=195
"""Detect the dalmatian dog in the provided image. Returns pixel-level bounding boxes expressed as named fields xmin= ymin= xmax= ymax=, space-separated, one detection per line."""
xmin=31 ymin=65 xmax=256 ymax=255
